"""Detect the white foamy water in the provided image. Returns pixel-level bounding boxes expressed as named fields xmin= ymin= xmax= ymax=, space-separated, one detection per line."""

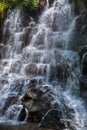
xmin=0 ymin=0 xmax=87 ymax=129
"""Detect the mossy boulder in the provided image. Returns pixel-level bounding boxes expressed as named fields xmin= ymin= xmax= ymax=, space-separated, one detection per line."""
xmin=21 ymin=85 xmax=57 ymax=122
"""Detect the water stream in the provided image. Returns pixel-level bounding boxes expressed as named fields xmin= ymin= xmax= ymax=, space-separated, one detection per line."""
xmin=0 ymin=0 xmax=87 ymax=130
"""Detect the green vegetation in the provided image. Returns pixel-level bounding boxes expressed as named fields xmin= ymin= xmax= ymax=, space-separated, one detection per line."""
xmin=69 ymin=0 xmax=87 ymax=14
xmin=0 ymin=0 xmax=40 ymax=19
xmin=69 ymin=0 xmax=86 ymax=5
xmin=0 ymin=2 xmax=8 ymax=19
xmin=0 ymin=0 xmax=40 ymax=10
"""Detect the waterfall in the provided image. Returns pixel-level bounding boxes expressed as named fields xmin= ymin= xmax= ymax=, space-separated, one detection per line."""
xmin=0 ymin=0 xmax=87 ymax=129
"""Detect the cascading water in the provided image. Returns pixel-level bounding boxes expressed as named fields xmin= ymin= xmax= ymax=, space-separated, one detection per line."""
xmin=0 ymin=0 xmax=87 ymax=129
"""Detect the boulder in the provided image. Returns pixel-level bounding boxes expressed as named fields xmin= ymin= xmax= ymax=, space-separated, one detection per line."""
xmin=75 ymin=10 xmax=87 ymax=49
xmin=80 ymin=76 xmax=87 ymax=91
xmin=0 ymin=44 xmax=5 ymax=59
xmin=40 ymin=109 xmax=65 ymax=130
xmin=25 ymin=63 xmax=37 ymax=76
xmin=70 ymin=10 xmax=87 ymax=51
xmin=76 ymin=10 xmax=87 ymax=34
xmin=21 ymin=85 xmax=56 ymax=123
xmin=0 ymin=123 xmax=54 ymax=130
xmin=79 ymin=46 xmax=87 ymax=61
xmin=49 ymin=0 xmax=54 ymax=7
xmin=18 ymin=107 xmax=29 ymax=121
xmin=81 ymin=52 xmax=87 ymax=76
xmin=22 ymin=27 xmax=32 ymax=47
xmin=50 ymin=63 xmax=69 ymax=82
xmin=79 ymin=76 xmax=87 ymax=98
xmin=10 ymin=61 xmax=21 ymax=73
xmin=28 ymin=79 xmax=37 ymax=88
xmin=1 ymin=94 xmax=18 ymax=115
xmin=78 ymin=46 xmax=87 ymax=76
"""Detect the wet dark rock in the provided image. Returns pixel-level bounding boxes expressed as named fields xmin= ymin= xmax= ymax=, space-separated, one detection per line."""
xmin=2 ymin=94 xmax=18 ymax=115
xmin=50 ymin=63 xmax=69 ymax=82
xmin=76 ymin=10 xmax=87 ymax=34
xmin=10 ymin=79 xmax=26 ymax=95
xmin=79 ymin=46 xmax=87 ymax=61
xmin=25 ymin=63 xmax=37 ymax=76
xmin=0 ymin=44 xmax=5 ymax=59
xmin=0 ymin=64 xmax=4 ymax=74
xmin=75 ymin=10 xmax=87 ymax=49
xmin=70 ymin=10 xmax=87 ymax=51
xmin=18 ymin=107 xmax=29 ymax=121
xmin=0 ymin=79 xmax=8 ymax=90
xmin=80 ymin=76 xmax=87 ymax=92
xmin=0 ymin=123 xmax=54 ymax=130
xmin=37 ymin=64 xmax=47 ymax=76
xmin=22 ymin=27 xmax=32 ymax=47
xmin=78 ymin=46 xmax=87 ymax=76
xmin=34 ymin=29 xmax=45 ymax=46
xmin=49 ymin=0 xmax=54 ymax=7
xmin=81 ymin=53 xmax=87 ymax=76
xmin=10 ymin=61 xmax=21 ymax=73
xmin=40 ymin=109 xmax=65 ymax=130
xmin=29 ymin=79 xmax=37 ymax=88
xmin=3 ymin=21 xmax=11 ymax=44
xmin=0 ymin=23 xmax=3 ymax=42
xmin=21 ymin=85 xmax=56 ymax=123
xmin=79 ymin=76 xmax=87 ymax=98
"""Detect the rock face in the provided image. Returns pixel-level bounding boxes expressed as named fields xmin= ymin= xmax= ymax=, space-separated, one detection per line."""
xmin=25 ymin=63 xmax=37 ymax=76
xmin=0 ymin=44 xmax=4 ymax=59
xmin=20 ymin=83 xmax=75 ymax=130
xmin=50 ymin=63 xmax=69 ymax=82
xmin=49 ymin=0 xmax=54 ymax=7
xmin=18 ymin=107 xmax=29 ymax=121
xmin=40 ymin=109 xmax=65 ymax=130
xmin=76 ymin=10 xmax=87 ymax=35
xmin=22 ymin=85 xmax=56 ymax=123
xmin=20 ymin=81 xmax=73 ymax=129
xmin=79 ymin=76 xmax=87 ymax=99
xmin=0 ymin=123 xmax=54 ymax=130
xmin=74 ymin=10 xmax=87 ymax=77
xmin=75 ymin=10 xmax=87 ymax=49
xmin=79 ymin=46 xmax=87 ymax=76
xmin=79 ymin=46 xmax=87 ymax=61
xmin=70 ymin=10 xmax=87 ymax=51
xmin=81 ymin=52 xmax=87 ymax=76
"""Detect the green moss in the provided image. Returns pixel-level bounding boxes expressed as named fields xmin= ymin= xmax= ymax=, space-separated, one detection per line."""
xmin=24 ymin=100 xmax=39 ymax=112
xmin=0 ymin=2 xmax=8 ymax=19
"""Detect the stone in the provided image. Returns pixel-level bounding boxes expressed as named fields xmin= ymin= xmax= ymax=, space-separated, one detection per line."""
xmin=79 ymin=46 xmax=87 ymax=61
xmin=81 ymin=52 xmax=87 ymax=76
xmin=10 ymin=61 xmax=21 ymax=73
xmin=1 ymin=94 xmax=18 ymax=115
xmin=50 ymin=63 xmax=69 ymax=82
xmin=0 ymin=123 xmax=54 ymax=130
xmin=49 ymin=0 xmax=54 ymax=7
xmin=18 ymin=107 xmax=29 ymax=121
xmin=10 ymin=79 xmax=25 ymax=95
xmin=22 ymin=27 xmax=32 ymax=47
xmin=34 ymin=29 xmax=45 ymax=46
xmin=25 ymin=63 xmax=37 ymax=76
xmin=29 ymin=79 xmax=37 ymax=88
xmin=80 ymin=76 xmax=87 ymax=90
xmin=79 ymin=76 xmax=87 ymax=98
xmin=0 ymin=44 xmax=5 ymax=59
xmin=21 ymin=85 xmax=56 ymax=123
xmin=76 ymin=10 xmax=87 ymax=34
xmin=40 ymin=109 xmax=65 ymax=130
xmin=70 ymin=10 xmax=87 ymax=51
